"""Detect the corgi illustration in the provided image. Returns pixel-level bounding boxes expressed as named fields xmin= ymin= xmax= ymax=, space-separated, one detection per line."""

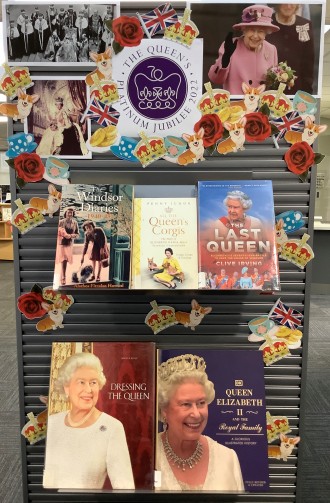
xmin=275 ymin=218 xmax=289 ymax=252
xmin=29 ymin=184 xmax=62 ymax=218
xmin=217 ymin=116 xmax=247 ymax=155
xmin=163 ymin=261 xmax=185 ymax=283
xmin=177 ymin=128 xmax=205 ymax=165
xmin=147 ymin=257 xmax=158 ymax=271
xmin=175 ymin=299 xmax=212 ymax=331
xmin=85 ymin=47 xmax=113 ymax=86
xmin=235 ymin=82 xmax=265 ymax=113
xmin=285 ymin=116 xmax=327 ymax=146
xmin=268 ymin=433 xmax=300 ymax=461
xmin=36 ymin=300 xmax=64 ymax=332
xmin=0 ymin=87 xmax=39 ymax=122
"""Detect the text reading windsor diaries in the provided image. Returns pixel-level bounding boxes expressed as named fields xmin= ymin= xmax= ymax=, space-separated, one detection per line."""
xmin=53 ymin=184 xmax=133 ymax=290
xmin=198 ymin=181 xmax=280 ymax=291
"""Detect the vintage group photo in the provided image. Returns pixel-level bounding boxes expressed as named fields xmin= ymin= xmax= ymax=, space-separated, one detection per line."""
xmin=3 ymin=1 xmax=118 ymax=65
xmin=191 ymin=2 xmax=324 ymax=96
xmin=25 ymin=78 xmax=91 ymax=158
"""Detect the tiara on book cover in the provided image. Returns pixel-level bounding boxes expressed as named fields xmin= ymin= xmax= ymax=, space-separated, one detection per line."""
xmin=164 ymin=9 xmax=199 ymax=47
xmin=158 ymin=354 xmax=207 ymax=381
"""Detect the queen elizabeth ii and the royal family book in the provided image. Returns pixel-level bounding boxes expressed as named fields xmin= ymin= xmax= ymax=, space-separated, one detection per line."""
xmin=42 ymin=343 xmax=271 ymax=492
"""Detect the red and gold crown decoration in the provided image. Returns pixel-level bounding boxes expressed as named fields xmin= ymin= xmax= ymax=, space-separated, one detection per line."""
xmin=145 ymin=300 xmax=177 ymax=334
xmin=260 ymin=334 xmax=290 ymax=366
xmin=266 ymin=411 xmax=291 ymax=443
xmin=279 ymin=233 xmax=314 ymax=269
xmin=133 ymin=131 xmax=166 ymax=168
xmin=42 ymin=286 xmax=74 ymax=313
xmin=260 ymin=84 xmax=292 ymax=118
xmin=89 ymin=74 xmax=119 ymax=105
xmin=197 ymin=83 xmax=230 ymax=115
xmin=21 ymin=409 xmax=48 ymax=445
xmin=11 ymin=199 xmax=46 ymax=235
xmin=164 ymin=8 xmax=199 ymax=47
xmin=0 ymin=63 xmax=34 ymax=100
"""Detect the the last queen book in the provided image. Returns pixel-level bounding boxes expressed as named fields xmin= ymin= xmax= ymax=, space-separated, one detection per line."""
xmin=53 ymin=184 xmax=133 ymax=290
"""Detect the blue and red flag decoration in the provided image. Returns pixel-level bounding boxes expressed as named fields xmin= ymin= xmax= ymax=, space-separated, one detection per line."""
xmin=271 ymin=111 xmax=304 ymax=141
xmin=136 ymin=3 xmax=178 ymax=38
xmin=269 ymin=298 xmax=303 ymax=330
xmin=82 ymin=98 xmax=120 ymax=127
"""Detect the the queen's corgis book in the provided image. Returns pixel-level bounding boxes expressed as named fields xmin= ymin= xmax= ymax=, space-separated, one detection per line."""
xmin=43 ymin=341 xmax=155 ymax=490
xmin=198 ymin=180 xmax=280 ymax=291
xmin=132 ymin=197 xmax=198 ymax=289
xmin=156 ymin=349 xmax=269 ymax=492
xmin=53 ymin=184 xmax=133 ymax=290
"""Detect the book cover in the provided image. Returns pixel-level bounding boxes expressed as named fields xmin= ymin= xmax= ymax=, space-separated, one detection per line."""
xmin=198 ymin=180 xmax=280 ymax=290
xmin=43 ymin=341 xmax=155 ymax=490
xmin=53 ymin=184 xmax=133 ymax=290
xmin=156 ymin=349 xmax=269 ymax=492
xmin=132 ymin=198 xmax=198 ymax=289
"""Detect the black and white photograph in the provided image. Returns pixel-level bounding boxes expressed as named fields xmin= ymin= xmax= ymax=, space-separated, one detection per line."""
xmin=3 ymin=1 xmax=119 ymax=65
xmin=25 ymin=77 xmax=91 ymax=159
xmin=189 ymin=1 xmax=325 ymax=97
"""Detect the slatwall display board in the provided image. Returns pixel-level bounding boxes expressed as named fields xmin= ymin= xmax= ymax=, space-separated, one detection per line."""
xmin=7 ymin=3 xmax=316 ymax=502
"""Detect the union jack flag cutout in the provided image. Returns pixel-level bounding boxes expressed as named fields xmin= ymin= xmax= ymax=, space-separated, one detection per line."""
xmin=137 ymin=3 xmax=178 ymax=38
xmin=83 ymin=99 xmax=120 ymax=128
xmin=269 ymin=298 xmax=303 ymax=330
xmin=271 ymin=112 xmax=304 ymax=141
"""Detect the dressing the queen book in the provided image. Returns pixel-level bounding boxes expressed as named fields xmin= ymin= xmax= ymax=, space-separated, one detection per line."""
xmin=53 ymin=184 xmax=133 ymax=290
xmin=198 ymin=181 xmax=280 ymax=291
xmin=132 ymin=197 xmax=198 ymax=289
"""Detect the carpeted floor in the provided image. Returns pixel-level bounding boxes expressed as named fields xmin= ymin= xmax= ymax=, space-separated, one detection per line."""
xmin=0 ymin=261 xmax=329 ymax=503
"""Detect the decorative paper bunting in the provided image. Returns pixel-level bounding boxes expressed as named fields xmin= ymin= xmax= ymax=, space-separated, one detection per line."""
xmin=269 ymin=298 xmax=303 ymax=330
xmin=137 ymin=3 xmax=178 ymax=38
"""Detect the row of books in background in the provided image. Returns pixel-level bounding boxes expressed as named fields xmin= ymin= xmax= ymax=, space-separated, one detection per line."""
xmin=53 ymin=180 xmax=280 ymax=291
xmin=26 ymin=342 xmax=277 ymax=492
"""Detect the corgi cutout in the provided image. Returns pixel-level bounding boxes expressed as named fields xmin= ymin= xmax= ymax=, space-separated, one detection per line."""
xmin=29 ymin=184 xmax=62 ymax=218
xmin=85 ymin=47 xmax=113 ymax=86
xmin=285 ymin=116 xmax=327 ymax=146
xmin=175 ymin=299 xmax=212 ymax=330
xmin=178 ymin=128 xmax=205 ymax=165
xmin=275 ymin=218 xmax=288 ymax=252
xmin=234 ymin=82 xmax=265 ymax=113
xmin=0 ymin=87 xmax=39 ymax=122
xmin=217 ymin=116 xmax=247 ymax=155
xmin=36 ymin=300 xmax=64 ymax=332
xmin=268 ymin=433 xmax=300 ymax=461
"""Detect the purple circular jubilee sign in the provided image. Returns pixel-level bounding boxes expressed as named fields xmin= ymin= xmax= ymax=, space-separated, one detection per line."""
xmin=127 ymin=56 xmax=188 ymax=120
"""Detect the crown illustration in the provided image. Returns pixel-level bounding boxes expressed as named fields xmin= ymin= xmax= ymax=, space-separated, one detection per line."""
xmin=134 ymin=67 xmax=181 ymax=112
xmin=11 ymin=199 xmax=45 ymax=235
xmin=42 ymin=287 xmax=74 ymax=312
xmin=197 ymin=83 xmax=230 ymax=115
xmin=266 ymin=411 xmax=291 ymax=443
xmin=133 ymin=132 xmax=166 ymax=168
xmin=145 ymin=300 xmax=177 ymax=334
xmin=279 ymin=234 xmax=314 ymax=269
xmin=164 ymin=8 xmax=199 ymax=47
xmin=21 ymin=410 xmax=47 ymax=445
xmin=158 ymin=354 xmax=207 ymax=381
xmin=0 ymin=64 xmax=34 ymax=100
xmin=90 ymin=76 xmax=119 ymax=105
xmin=260 ymin=335 xmax=289 ymax=366
xmin=260 ymin=84 xmax=292 ymax=118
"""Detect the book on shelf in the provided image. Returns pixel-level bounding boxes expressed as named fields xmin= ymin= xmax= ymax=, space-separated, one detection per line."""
xmin=156 ymin=349 xmax=269 ymax=492
xmin=132 ymin=197 xmax=198 ymax=289
xmin=43 ymin=341 xmax=155 ymax=490
xmin=198 ymin=180 xmax=280 ymax=290
xmin=53 ymin=184 xmax=133 ymax=290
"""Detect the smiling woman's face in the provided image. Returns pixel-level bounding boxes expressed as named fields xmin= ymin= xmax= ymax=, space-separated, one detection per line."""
xmin=164 ymin=380 xmax=208 ymax=444
xmin=64 ymin=366 xmax=100 ymax=412
xmin=243 ymin=27 xmax=267 ymax=50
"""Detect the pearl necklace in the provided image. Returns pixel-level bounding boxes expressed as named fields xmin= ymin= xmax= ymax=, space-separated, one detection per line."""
xmin=163 ymin=431 xmax=203 ymax=471
xmin=67 ymin=407 xmax=95 ymax=428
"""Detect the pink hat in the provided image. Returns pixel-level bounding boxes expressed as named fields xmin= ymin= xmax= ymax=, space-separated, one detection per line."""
xmin=233 ymin=4 xmax=279 ymax=33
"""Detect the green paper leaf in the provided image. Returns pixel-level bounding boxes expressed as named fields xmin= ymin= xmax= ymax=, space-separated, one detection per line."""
xmin=105 ymin=19 xmax=113 ymax=32
xmin=271 ymin=124 xmax=279 ymax=135
xmin=314 ymin=153 xmax=325 ymax=165
xmin=206 ymin=144 xmax=217 ymax=156
xmin=112 ymin=41 xmax=124 ymax=55
xmin=299 ymin=171 xmax=309 ymax=183
xmin=5 ymin=158 xmax=15 ymax=169
xmin=258 ymin=104 xmax=270 ymax=116
xmin=31 ymin=284 xmax=43 ymax=295
xmin=16 ymin=177 xmax=26 ymax=189
xmin=222 ymin=129 xmax=230 ymax=140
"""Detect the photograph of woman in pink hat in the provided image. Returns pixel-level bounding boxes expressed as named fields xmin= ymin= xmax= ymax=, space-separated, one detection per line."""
xmin=208 ymin=4 xmax=279 ymax=94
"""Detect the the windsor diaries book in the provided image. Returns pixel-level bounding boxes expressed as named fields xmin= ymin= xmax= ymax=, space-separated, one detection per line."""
xmin=132 ymin=197 xmax=198 ymax=289
xmin=198 ymin=180 xmax=280 ymax=290
xmin=43 ymin=341 xmax=155 ymax=490
xmin=157 ymin=349 xmax=269 ymax=492
xmin=53 ymin=184 xmax=133 ymax=290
